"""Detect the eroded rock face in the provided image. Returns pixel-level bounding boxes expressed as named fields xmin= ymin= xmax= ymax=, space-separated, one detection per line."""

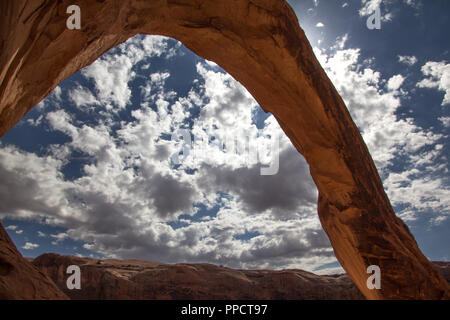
xmin=33 ymin=253 xmax=364 ymax=300
xmin=0 ymin=220 xmax=68 ymax=299
xmin=0 ymin=0 xmax=449 ymax=299
xmin=29 ymin=254 xmax=450 ymax=300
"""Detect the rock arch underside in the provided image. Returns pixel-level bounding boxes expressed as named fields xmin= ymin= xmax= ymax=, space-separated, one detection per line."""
xmin=0 ymin=0 xmax=448 ymax=300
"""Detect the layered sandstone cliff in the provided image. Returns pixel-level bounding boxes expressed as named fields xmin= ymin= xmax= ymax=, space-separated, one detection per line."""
xmin=32 ymin=253 xmax=363 ymax=300
xmin=30 ymin=254 xmax=450 ymax=300
xmin=0 ymin=0 xmax=449 ymax=299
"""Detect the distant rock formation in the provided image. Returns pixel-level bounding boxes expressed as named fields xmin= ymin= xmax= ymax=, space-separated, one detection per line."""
xmin=30 ymin=254 xmax=450 ymax=300
xmin=0 ymin=221 xmax=68 ymax=299
xmin=0 ymin=0 xmax=449 ymax=299
xmin=32 ymin=253 xmax=363 ymax=300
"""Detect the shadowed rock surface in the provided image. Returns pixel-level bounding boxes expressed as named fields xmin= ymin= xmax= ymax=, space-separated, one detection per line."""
xmin=32 ymin=253 xmax=363 ymax=300
xmin=1 ymin=0 xmax=449 ymax=299
xmin=31 ymin=253 xmax=450 ymax=300
xmin=0 ymin=221 xmax=68 ymax=299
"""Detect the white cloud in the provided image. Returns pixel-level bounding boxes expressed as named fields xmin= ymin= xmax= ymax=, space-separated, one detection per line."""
xmin=315 ymin=266 xmax=345 ymax=275
xmin=26 ymin=115 xmax=43 ymax=127
xmin=69 ymin=86 xmax=99 ymax=109
xmin=316 ymin=22 xmax=324 ymax=27
xmin=22 ymin=242 xmax=39 ymax=250
xmin=387 ymin=74 xmax=405 ymax=91
xmin=359 ymin=0 xmax=382 ymax=15
xmin=83 ymin=243 xmax=95 ymax=250
xmin=5 ymin=225 xmax=17 ymax=230
xmin=78 ymin=35 xmax=178 ymax=111
xmin=430 ymin=215 xmax=448 ymax=226
xmin=398 ymin=55 xmax=418 ymax=66
xmin=438 ymin=116 xmax=450 ymax=128
xmin=359 ymin=0 xmax=422 ymax=22
xmin=81 ymin=53 xmax=134 ymax=110
xmin=37 ymin=231 xmax=46 ymax=237
xmin=0 ymin=145 xmax=71 ymax=219
xmin=359 ymin=0 xmax=392 ymax=22
xmin=51 ymin=232 xmax=69 ymax=243
xmin=403 ymin=0 xmax=422 ymax=9
xmin=384 ymin=164 xmax=450 ymax=221
xmin=417 ymin=61 xmax=450 ymax=106
xmin=52 ymin=86 xmax=62 ymax=101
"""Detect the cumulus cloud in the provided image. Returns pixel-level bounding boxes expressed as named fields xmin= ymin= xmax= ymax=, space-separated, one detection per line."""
xmin=83 ymin=243 xmax=95 ymax=250
xmin=359 ymin=0 xmax=392 ymax=22
xmin=131 ymin=171 xmax=197 ymax=220
xmin=22 ymin=242 xmax=39 ymax=250
xmin=69 ymin=86 xmax=99 ymax=109
xmin=197 ymin=145 xmax=317 ymax=219
xmin=430 ymin=215 xmax=448 ymax=226
xmin=0 ymin=145 xmax=69 ymax=221
xmin=81 ymin=53 xmax=135 ymax=110
xmin=402 ymin=0 xmax=422 ymax=9
xmin=398 ymin=55 xmax=418 ymax=66
xmin=51 ymin=232 xmax=69 ymax=243
xmin=73 ymin=35 xmax=179 ymax=112
xmin=417 ymin=61 xmax=450 ymax=106
xmin=387 ymin=74 xmax=405 ymax=91
xmin=359 ymin=0 xmax=422 ymax=22
xmin=438 ymin=116 xmax=450 ymax=128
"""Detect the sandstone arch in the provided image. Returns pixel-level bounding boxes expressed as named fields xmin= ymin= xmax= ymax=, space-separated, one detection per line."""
xmin=0 ymin=0 xmax=448 ymax=299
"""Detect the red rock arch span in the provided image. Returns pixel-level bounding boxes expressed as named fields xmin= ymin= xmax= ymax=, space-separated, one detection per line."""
xmin=0 ymin=0 xmax=448 ymax=299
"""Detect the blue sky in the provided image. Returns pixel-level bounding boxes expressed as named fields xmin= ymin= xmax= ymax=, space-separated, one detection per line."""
xmin=0 ymin=0 xmax=449 ymax=274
